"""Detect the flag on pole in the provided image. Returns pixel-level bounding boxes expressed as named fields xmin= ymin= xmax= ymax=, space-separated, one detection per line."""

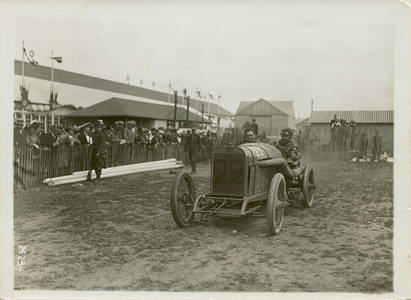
xmin=23 ymin=47 xmax=38 ymax=65
xmin=182 ymin=88 xmax=187 ymax=97
xmin=196 ymin=90 xmax=202 ymax=98
xmin=49 ymin=56 xmax=63 ymax=63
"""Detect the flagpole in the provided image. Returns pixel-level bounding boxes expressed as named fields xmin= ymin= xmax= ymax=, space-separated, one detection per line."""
xmin=51 ymin=49 xmax=55 ymax=125
xmin=22 ymin=40 xmax=26 ymax=127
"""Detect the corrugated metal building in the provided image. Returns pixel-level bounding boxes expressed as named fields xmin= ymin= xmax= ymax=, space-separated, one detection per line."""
xmin=235 ymin=98 xmax=295 ymax=137
xmin=14 ymin=60 xmax=233 ymax=129
xmin=309 ymin=110 xmax=393 ymax=155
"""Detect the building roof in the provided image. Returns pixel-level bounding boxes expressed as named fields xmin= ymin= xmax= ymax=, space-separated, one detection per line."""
xmin=68 ymin=97 xmax=209 ymax=122
xmin=14 ymin=60 xmax=233 ymax=117
xmin=235 ymin=98 xmax=295 ymax=117
xmin=310 ymin=110 xmax=393 ymax=124
xmin=295 ymin=117 xmax=311 ymax=127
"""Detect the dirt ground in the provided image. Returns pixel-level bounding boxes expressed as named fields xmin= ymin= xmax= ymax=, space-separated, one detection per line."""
xmin=14 ymin=160 xmax=393 ymax=292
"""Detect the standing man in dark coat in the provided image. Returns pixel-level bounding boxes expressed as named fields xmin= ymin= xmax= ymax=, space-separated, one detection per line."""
xmin=249 ymin=118 xmax=259 ymax=136
xmin=371 ymin=130 xmax=383 ymax=162
xmin=87 ymin=120 xmax=107 ymax=181
xmin=184 ymin=128 xmax=200 ymax=174
xmin=78 ymin=123 xmax=93 ymax=145
xmin=359 ymin=132 xmax=368 ymax=159
xmin=39 ymin=125 xmax=58 ymax=149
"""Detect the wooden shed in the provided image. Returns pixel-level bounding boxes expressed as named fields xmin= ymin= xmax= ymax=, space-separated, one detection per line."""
xmin=235 ymin=98 xmax=295 ymax=137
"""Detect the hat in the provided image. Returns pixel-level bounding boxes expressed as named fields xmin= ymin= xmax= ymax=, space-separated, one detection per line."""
xmin=280 ymin=128 xmax=293 ymax=137
xmin=78 ymin=122 xmax=91 ymax=130
xmin=29 ymin=120 xmax=40 ymax=126
xmin=117 ymin=120 xmax=125 ymax=125
xmin=96 ymin=119 xmax=105 ymax=128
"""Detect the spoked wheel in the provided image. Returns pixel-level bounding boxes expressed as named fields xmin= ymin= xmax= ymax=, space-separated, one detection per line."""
xmin=170 ymin=170 xmax=196 ymax=227
xmin=267 ymin=173 xmax=288 ymax=236
xmin=302 ymin=164 xmax=316 ymax=208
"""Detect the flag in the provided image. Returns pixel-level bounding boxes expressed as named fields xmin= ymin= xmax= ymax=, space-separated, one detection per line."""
xmin=50 ymin=56 xmax=63 ymax=63
xmin=23 ymin=47 xmax=38 ymax=65
xmin=182 ymin=88 xmax=187 ymax=97
xmin=196 ymin=90 xmax=202 ymax=98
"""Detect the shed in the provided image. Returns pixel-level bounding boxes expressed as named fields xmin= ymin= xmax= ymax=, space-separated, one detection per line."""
xmin=235 ymin=98 xmax=296 ymax=137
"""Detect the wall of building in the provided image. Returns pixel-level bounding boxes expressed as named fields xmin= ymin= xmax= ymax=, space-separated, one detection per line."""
xmin=309 ymin=123 xmax=393 ymax=155
xmin=235 ymin=114 xmax=291 ymax=136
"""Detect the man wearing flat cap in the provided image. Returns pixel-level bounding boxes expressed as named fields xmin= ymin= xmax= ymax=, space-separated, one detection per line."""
xmin=275 ymin=127 xmax=301 ymax=169
xmin=249 ymin=118 xmax=259 ymax=136
xmin=87 ymin=120 xmax=107 ymax=181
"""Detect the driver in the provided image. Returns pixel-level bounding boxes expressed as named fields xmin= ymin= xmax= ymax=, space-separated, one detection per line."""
xmin=274 ymin=128 xmax=301 ymax=169
xmin=243 ymin=129 xmax=257 ymax=143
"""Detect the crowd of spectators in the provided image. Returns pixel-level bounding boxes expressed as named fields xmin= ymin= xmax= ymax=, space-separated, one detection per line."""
xmin=14 ymin=119 xmax=222 ymax=160
xmin=329 ymin=114 xmax=385 ymax=161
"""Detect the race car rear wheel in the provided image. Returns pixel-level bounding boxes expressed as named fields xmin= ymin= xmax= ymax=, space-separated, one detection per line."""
xmin=267 ymin=173 xmax=288 ymax=235
xmin=170 ymin=170 xmax=196 ymax=227
xmin=302 ymin=164 xmax=316 ymax=208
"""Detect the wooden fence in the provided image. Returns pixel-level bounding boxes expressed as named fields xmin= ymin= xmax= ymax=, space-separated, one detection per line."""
xmin=14 ymin=144 xmax=188 ymax=190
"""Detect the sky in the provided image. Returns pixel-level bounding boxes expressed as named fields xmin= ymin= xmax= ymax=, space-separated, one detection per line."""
xmin=12 ymin=0 xmax=398 ymax=118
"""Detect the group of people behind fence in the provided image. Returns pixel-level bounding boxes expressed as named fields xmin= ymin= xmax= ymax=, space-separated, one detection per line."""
xmin=14 ymin=119 xmax=223 ymax=180
xmin=330 ymin=114 xmax=385 ymax=161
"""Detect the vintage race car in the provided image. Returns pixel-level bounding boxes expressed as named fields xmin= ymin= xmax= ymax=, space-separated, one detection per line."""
xmin=170 ymin=142 xmax=316 ymax=235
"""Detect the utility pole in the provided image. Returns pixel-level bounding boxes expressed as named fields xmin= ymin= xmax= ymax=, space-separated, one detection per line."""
xmin=186 ymin=96 xmax=190 ymax=121
xmin=201 ymin=103 xmax=204 ymax=129
xmin=173 ymin=90 xmax=178 ymax=128
xmin=21 ymin=40 xmax=26 ymax=127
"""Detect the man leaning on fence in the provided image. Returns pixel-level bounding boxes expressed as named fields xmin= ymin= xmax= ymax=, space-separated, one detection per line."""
xmin=87 ymin=120 xmax=107 ymax=181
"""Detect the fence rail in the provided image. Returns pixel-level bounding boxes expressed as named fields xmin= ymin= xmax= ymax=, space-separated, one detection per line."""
xmin=14 ymin=143 xmax=360 ymax=190
xmin=14 ymin=144 xmax=188 ymax=190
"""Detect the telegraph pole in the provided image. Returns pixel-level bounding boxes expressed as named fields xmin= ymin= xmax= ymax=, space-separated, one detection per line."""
xmin=186 ymin=96 xmax=190 ymax=121
xmin=173 ymin=90 xmax=178 ymax=128
xmin=21 ymin=41 xmax=26 ymax=127
xmin=201 ymin=103 xmax=204 ymax=129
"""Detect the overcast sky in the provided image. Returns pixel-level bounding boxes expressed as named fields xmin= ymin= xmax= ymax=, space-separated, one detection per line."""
xmin=12 ymin=0 xmax=398 ymax=117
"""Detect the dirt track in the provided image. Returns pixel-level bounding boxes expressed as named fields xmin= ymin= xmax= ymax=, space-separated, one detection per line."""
xmin=14 ymin=161 xmax=393 ymax=292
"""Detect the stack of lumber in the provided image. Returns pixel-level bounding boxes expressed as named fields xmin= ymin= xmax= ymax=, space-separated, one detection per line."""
xmin=43 ymin=159 xmax=183 ymax=186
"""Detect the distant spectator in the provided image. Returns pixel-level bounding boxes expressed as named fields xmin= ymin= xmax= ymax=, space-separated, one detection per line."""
xmin=124 ymin=121 xmax=136 ymax=145
xmin=296 ymin=130 xmax=304 ymax=151
xmin=249 ymin=119 xmax=259 ymax=136
xmin=349 ymin=119 xmax=357 ymax=151
xmin=40 ymin=125 xmax=58 ymax=149
xmin=184 ymin=128 xmax=200 ymax=174
xmin=371 ymin=130 xmax=383 ymax=162
xmin=359 ymin=132 xmax=368 ymax=159
xmin=78 ymin=123 xmax=93 ymax=145
xmin=14 ymin=122 xmax=24 ymax=146
xmin=24 ymin=120 xmax=41 ymax=149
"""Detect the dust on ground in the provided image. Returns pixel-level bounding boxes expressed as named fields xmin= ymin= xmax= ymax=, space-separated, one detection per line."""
xmin=14 ymin=161 xmax=393 ymax=292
